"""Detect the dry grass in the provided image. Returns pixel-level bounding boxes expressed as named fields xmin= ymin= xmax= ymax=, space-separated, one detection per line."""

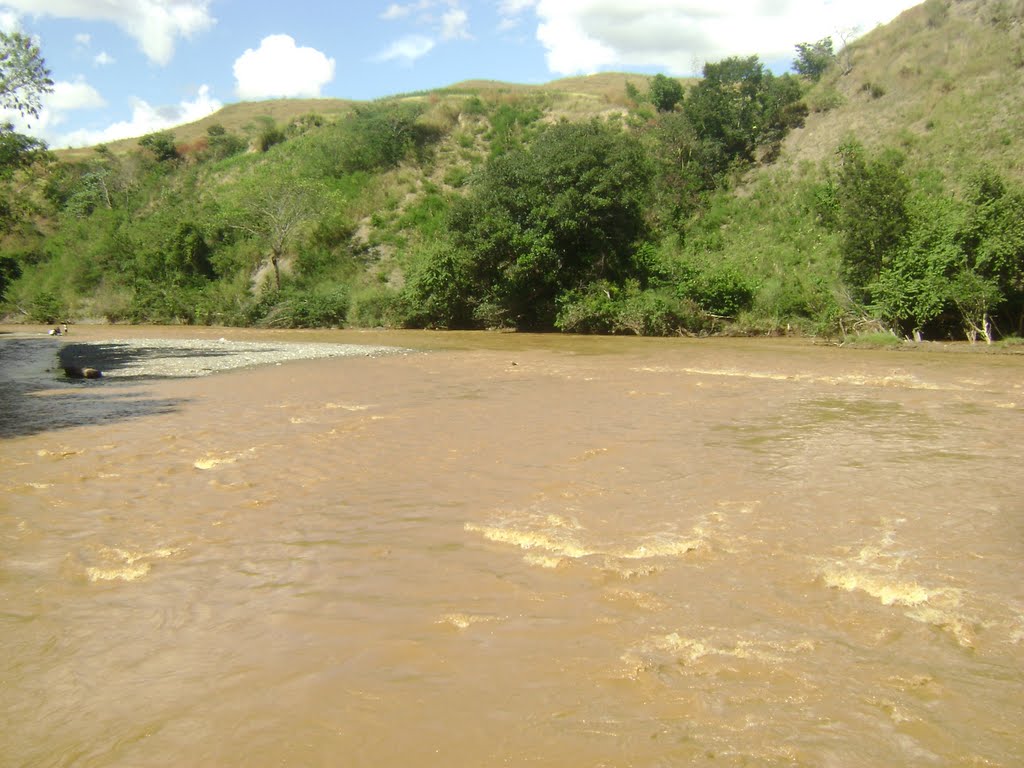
xmin=778 ymin=0 xmax=1024 ymax=185
xmin=53 ymin=74 xmax=674 ymax=160
xmin=56 ymin=98 xmax=354 ymax=161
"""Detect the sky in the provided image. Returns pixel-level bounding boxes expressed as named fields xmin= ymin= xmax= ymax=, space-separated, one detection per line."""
xmin=1 ymin=0 xmax=923 ymax=149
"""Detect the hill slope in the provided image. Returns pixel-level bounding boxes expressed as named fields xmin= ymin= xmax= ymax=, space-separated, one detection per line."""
xmin=7 ymin=1 xmax=1024 ymax=342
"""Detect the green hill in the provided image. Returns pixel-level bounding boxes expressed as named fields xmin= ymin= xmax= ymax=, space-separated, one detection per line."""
xmin=3 ymin=0 xmax=1022 ymax=343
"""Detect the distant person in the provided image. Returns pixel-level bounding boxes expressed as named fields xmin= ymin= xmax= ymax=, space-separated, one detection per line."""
xmin=62 ymin=322 xmax=68 ymax=334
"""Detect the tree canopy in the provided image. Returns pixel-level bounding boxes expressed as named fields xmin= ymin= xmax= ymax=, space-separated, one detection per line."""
xmin=0 ymin=31 xmax=53 ymax=120
xmin=793 ymin=38 xmax=836 ymax=82
xmin=445 ymin=120 xmax=654 ymax=329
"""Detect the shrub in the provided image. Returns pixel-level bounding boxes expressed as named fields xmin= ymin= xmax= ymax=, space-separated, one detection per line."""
xmin=347 ymin=285 xmax=403 ymax=327
xmin=681 ymin=264 xmax=756 ymax=317
xmin=282 ymin=287 xmax=349 ymax=328
xmin=28 ymin=289 xmax=63 ymax=323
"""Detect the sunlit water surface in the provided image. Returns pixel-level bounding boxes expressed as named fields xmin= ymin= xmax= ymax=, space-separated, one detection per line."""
xmin=2 ymin=326 xmax=1022 ymax=766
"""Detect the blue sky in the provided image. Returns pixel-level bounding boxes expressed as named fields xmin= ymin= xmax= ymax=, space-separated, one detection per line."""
xmin=1 ymin=1 xmax=922 ymax=149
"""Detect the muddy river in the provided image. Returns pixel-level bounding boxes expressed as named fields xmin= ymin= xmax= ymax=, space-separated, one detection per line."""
xmin=1 ymin=326 xmax=1022 ymax=766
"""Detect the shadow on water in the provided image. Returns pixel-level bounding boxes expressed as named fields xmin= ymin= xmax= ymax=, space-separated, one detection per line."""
xmin=0 ymin=337 xmax=191 ymax=439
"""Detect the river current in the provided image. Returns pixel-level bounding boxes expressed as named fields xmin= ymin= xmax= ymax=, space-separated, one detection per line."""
xmin=1 ymin=326 xmax=1022 ymax=766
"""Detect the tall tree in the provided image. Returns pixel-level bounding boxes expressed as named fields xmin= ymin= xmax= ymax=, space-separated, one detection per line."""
xmin=832 ymin=140 xmax=910 ymax=299
xmin=230 ymin=175 xmax=324 ymax=291
xmin=649 ymin=74 xmax=684 ymax=113
xmin=448 ymin=120 xmax=653 ymax=329
xmin=0 ymin=31 xmax=54 ymax=121
xmin=683 ymin=56 xmax=806 ymax=180
xmin=793 ymin=38 xmax=836 ymax=82
xmin=0 ymin=32 xmax=53 ymax=300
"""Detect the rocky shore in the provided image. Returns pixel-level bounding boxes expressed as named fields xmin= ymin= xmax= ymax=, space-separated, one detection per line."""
xmin=55 ymin=337 xmax=411 ymax=379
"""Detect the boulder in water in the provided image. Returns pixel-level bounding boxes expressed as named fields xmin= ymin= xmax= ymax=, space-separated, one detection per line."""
xmin=63 ymin=366 xmax=102 ymax=379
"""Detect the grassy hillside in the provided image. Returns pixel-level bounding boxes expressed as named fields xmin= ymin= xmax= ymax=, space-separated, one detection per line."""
xmin=782 ymin=0 xmax=1024 ymax=183
xmin=4 ymin=0 xmax=1023 ymax=342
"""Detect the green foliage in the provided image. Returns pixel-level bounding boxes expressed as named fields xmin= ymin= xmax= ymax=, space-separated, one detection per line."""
xmin=347 ymin=284 xmax=403 ymax=327
xmin=871 ymin=193 xmax=962 ymax=335
xmin=448 ymin=119 xmax=654 ymax=329
xmin=204 ymin=124 xmax=247 ymax=160
xmin=0 ymin=251 xmax=19 ymax=300
xmin=806 ymin=87 xmax=845 ymax=113
xmin=400 ymin=241 xmax=475 ymax=328
xmin=297 ymin=101 xmax=442 ymax=176
xmin=255 ymin=120 xmax=286 ymax=152
xmin=831 ymin=140 xmax=910 ymax=298
xmin=554 ymin=280 xmax=701 ymax=336
xmin=486 ymin=100 xmax=544 ymax=156
xmin=865 ymin=166 xmax=1024 ymax=339
xmin=923 ymin=0 xmax=950 ymax=28
xmin=649 ymin=74 xmax=684 ymax=112
xmin=28 ymin=289 xmax=62 ymax=323
xmin=138 ymin=131 xmax=180 ymax=163
xmin=0 ymin=125 xmax=49 ymax=239
xmin=679 ymin=262 xmax=756 ymax=317
xmin=0 ymin=31 xmax=54 ymax=119
xmin=682 ymin=56 xmax=806 ymax=184
xmin=248 ymin=285 xmax=350 ymax=328
xmin=793 ymin=38 xmax=836 ymax=82
xmin=861 ymin=81 xmax=887 ymax=99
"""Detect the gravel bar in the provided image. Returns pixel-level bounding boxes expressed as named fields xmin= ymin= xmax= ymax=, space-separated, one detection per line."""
xmin=57 ymin=337 xmax=413 ymax=379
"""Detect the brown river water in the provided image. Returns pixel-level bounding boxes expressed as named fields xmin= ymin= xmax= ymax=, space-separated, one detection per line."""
xmin=1 ymin=326 xmax=1022 ymax=767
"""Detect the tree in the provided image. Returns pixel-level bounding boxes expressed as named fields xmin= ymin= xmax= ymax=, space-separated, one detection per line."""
xmin=793 ymin=38 xmax=836 ymax=82
xmin=139 ymin=131 xmax=180 ymax=163
xmin=832 ymin=140 xmax=910 ymax=299
xmin=683 ymin=56 xmax=806 ymax=180
xmin=0 ymin=31 xmax=54 ymax=120
xmin=872 ymin=194 xmax=963 ymax=338
xmin=649 ymin=74 xmax=684 ymax=112
xmin=0 ymin=32 xmax=53 ymax=301
xmin=448 ymin=120 xmax=654 ymax=329
xmin=230 ymin=175 xmax=323 ymax=291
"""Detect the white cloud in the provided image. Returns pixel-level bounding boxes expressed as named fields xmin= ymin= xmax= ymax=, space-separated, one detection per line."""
xmin=381 ymin=0 xmax=433 ymax=21
xmin=1 ymin=0 xmax=215 ymax=65
xmin=1 ymin=77 xmax=104 ymax=140
xmin=94 ymin=51 xmax=115 ymax=65
xmin=499 ymin=0 xmax=536 ymax=15
xmin=440 ymin=7 xmax=470 ymax=39
xmin=374 ymin=34 xmax=436 ymax=64
xmin=56 ymin=84 xmax=221 ymax=148
xmin=497 ymin=0 xmax=535 ymax=30
xmin=381 ymin=3 xmax=412 ymax=20
xmin=530 ymin=0 xmax=922 ymax=76
xmin=74 ymin=32 xmax=90 ymax=45
xmin=0 ymin=10 xmax=19 ymax=32
xmin=233 ymin=35 xmax=336 ymax=100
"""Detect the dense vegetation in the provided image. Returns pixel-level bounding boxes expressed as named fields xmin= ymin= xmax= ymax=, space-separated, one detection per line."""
xmin=2 ymin=0 xmax=1023 ymax=343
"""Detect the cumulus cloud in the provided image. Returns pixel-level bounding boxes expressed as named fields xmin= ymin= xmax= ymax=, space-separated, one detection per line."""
xmin=233 ymin=34 xmax=336 ymax=100
xmin=94 ymin=51 xmax=115 ymax=65
xmin=1 ymin=77 xmax=104 ymax=142
xmin=374 ymin=34 xmax=436 ymax=64
xmin=530 ymin=0 xmax=921 ymax=76
xmin=440 ymin=8 xmax=470 ymax=40
xmin=1 ymin=0 xmax=215 ymax=65
xmin=55 ymin=84 xmax=221 ymax=148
